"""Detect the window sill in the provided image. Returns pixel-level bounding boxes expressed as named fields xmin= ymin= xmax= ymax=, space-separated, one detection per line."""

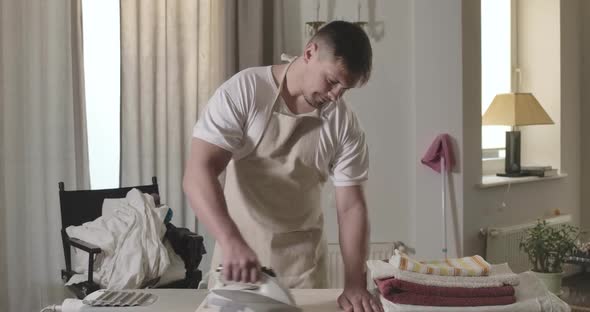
xmin=478 ymin=173 xmax=568 ymax=188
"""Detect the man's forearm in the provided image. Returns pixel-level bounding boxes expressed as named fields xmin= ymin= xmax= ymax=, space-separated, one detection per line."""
xmin=338 ymin=203 xmax=369 ymax=287
xmin=183 ymin=167 xmax=242 ymax=246
xmin=183 ymin=139 xmax=246 ymax=247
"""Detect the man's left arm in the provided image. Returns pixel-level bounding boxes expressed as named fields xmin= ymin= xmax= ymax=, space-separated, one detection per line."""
xmin=335 ymin=185 xmax=383 ymax=312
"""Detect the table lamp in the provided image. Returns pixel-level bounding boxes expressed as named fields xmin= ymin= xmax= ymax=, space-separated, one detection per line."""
xmin=482 ymin=93 xmax=554 ymax=177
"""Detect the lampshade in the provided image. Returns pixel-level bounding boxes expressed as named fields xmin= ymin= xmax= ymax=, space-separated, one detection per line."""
xmin=482 ymin=93 xmax=554 ymax=126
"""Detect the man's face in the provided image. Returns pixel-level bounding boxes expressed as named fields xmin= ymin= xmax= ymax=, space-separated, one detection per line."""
xmin=301 ymin=44 xmax=357 ymax=109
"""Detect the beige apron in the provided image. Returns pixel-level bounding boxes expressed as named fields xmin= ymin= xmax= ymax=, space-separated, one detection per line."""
xmin=209 ymin=58 xmax=328 ymax=289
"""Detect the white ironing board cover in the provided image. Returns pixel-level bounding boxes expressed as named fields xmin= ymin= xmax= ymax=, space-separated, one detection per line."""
xmin=196 ymin=272 xmax=569 ymax=311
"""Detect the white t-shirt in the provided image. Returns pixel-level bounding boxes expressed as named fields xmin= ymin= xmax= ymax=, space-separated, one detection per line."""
xmin=192 ymin=66 xmax=368 ymax=187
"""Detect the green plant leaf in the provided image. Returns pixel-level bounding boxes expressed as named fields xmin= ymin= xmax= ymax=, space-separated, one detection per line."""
xmin=519 ymin=220 xmax=579 ymax=273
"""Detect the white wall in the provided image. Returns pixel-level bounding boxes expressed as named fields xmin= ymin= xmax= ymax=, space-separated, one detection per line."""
xmin=461 ymin=0 xmax=483 ymax=259
xmin=411 ymin=0 xmax=464 ymax=259
xmin=519 ymin=0 xmax=561 ymax=169
xmin=560 ymin=0 xmax=583 ymax=228
xmin=582 ymin=1 xmax=590 ymax=230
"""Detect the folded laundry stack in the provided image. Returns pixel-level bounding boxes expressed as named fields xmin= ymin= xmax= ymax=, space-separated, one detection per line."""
xmin=368 ymin=250 xmax=520 ymax=308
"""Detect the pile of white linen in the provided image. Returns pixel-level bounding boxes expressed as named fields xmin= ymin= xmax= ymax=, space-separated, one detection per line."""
xmin=65 ymin=188 xmax=171 ymax=289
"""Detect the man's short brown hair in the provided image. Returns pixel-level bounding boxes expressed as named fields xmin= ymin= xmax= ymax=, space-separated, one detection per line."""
xmin=310 ymin=21 xmax=373 ymax=86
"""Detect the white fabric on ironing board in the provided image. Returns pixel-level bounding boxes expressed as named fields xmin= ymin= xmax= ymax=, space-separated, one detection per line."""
xmin=367 ymin=260 xmax=519 ymax=288
xmin=379 ymin=271 xmax=570 ymax=312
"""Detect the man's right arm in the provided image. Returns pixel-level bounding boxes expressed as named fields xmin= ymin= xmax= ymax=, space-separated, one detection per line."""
xmin=182 ymin=138 xmax=260 ymax=283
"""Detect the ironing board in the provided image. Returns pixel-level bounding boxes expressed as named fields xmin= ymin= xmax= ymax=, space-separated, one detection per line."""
xmin=195 ymin=278 xmax=570 ymax=312
xmin=75 ymin=289 xmax=342 ymax=312
xmin=77 ymin=274 xmax=570 ymax=312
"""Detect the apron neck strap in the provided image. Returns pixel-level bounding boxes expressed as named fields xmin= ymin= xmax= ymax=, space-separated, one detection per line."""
xmin=273 ymin=57 xmax=298 ymax=108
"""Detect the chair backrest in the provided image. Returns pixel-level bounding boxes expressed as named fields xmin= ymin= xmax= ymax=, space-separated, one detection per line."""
xmin=58 ymin=177 xmax=159 ymax=229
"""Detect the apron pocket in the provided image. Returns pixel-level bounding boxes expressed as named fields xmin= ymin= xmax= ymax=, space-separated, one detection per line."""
xmin=269 ymin=228 xmax=323 ymax=279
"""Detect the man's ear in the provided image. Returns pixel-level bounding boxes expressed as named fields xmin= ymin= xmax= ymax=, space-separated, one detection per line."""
xmin=303 ymin=42 xmax=318 ymax=63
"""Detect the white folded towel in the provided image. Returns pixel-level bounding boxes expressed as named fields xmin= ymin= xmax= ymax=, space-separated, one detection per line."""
xmin=367 ymin=260 xmax=520 ymax=288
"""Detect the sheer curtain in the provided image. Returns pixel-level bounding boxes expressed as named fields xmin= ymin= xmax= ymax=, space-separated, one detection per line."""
xmin=119 ymin=0 xmax=281 ymax=233
xmin=120 ymin=0 xmax=225 ymax=231
xmin=0 ymin=0 xmax=90 ymax=311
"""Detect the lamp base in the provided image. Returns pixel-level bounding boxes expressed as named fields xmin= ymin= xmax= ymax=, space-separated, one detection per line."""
xmin=504 ymin=130 xmax=521 ymax=174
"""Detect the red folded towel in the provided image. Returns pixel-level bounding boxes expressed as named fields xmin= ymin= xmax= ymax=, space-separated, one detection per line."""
xmin=376 ymin=277 xmax=515 ymax=297
xmin=376 ymin=278 xmax=516 ymax=307
xmin=383 ymin=292 xmax=516 ymax=307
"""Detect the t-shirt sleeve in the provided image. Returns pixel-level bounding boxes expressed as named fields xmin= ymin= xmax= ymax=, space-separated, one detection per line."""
xmin=330 ymin=113 xmax=369 ymax=186
xmin=192 ymin=88 xmax=246 ymax=153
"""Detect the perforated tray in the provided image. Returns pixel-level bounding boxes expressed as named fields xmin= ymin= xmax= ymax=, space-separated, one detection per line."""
xmin=82 ymin=290 xmax=157 ymax=307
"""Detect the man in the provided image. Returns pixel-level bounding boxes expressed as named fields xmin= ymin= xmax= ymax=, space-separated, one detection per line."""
xmin=183 ymin=21 xmax=382 ymax=312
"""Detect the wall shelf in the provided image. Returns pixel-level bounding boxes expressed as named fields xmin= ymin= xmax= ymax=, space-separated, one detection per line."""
xmin=478 ymin=173 xmax=568 ymax=188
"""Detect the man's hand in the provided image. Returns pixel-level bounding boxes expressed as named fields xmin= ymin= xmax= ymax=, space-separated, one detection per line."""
xmin=220 ymin=237 xmax=261 ymax=283
xmin=338 ymin=286 xmax=383 ymax=312
xmin=335 ymin=185 xmax=381 ymax=311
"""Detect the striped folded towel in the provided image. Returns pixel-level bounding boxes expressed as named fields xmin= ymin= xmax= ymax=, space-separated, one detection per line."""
xmin=389 ymin=250 xmax=491 ymax=277
xmin=367 ymin=260 xmax=520 ymax=288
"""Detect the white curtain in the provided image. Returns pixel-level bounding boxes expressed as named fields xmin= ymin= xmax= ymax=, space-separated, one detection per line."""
xmin=0 ymin=0 xmax=90 ymax=311
xmin=119 ymin=0 xmax=281 ymax=232
xmin=120 ymin=0 xmax=223 ymax=231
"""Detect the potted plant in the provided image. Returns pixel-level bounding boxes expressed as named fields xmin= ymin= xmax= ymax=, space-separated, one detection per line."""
xmin=569 ymin=231 xmax=590 ymax=267
xmin=519 ymin=220 xmax=579 ymax=294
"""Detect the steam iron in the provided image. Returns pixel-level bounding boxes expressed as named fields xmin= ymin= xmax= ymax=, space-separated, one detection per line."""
xmin=206 ymin=265 xmax=302 ymax=312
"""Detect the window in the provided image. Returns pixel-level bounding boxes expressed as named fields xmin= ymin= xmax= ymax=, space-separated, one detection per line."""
xmin=82 ymin=0 xmax=121 ymax=189
xmin=481 ymin=0 xmax=512 ymax=159
xmin=480 ymin=0 xmax=562 ymax=179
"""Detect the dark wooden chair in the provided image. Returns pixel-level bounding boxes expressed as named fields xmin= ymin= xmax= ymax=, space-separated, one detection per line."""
xmin=58 ymin=177 xmax=206 ymax=298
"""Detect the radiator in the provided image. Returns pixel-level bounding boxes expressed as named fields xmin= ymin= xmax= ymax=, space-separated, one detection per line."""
xmin=485 ymin=214 xmax=572 ymax=273
xmin=327 ymin=242 xmax=399 ymax=289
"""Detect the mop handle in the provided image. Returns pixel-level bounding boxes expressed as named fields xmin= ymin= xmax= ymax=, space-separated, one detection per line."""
xmin=441 ymin=157 xmax=448 ymax=259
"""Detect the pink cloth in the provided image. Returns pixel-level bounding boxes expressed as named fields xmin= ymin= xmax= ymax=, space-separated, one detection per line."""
xmin=375 ymin=277 xmax=515 ymax=298
xmin=421 ymin=134 xmax=455 ymax=173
